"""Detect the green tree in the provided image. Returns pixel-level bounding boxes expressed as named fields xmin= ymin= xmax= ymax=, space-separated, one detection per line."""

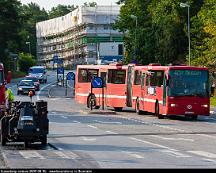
xmin=83 ymin=2 xmax=97 ymax=7
xmin=190 ymin=0 xmax=216 ymax=68
xmin=18 ymin=53 xmax=36 ymax=73
xmin=0 ymin=0 xmax=21 ymax=71
xmin=19 ymin=3 xmax=48 ymax=57
xmin=48 ymin=5 xmax=78 ymax=19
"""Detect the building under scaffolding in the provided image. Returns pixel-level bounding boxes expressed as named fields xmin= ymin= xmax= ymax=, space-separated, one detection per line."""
xmin=36 ymin=5 xmax=124 ymax=68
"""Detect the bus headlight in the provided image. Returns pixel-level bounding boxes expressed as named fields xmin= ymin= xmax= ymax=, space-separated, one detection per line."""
xmin=18 ymin=88 xmax=22 ymax=90
xmin=171 ymin=104 xmax=177 ymax=107
xmin=201 ymin=104 xmax=208 ymax=108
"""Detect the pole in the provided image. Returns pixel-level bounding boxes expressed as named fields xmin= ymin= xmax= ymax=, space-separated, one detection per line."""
xmin=188 ymin=6 xmax=191 ymax=66
xmin=134 ymin=18 xmax=137 ymax=59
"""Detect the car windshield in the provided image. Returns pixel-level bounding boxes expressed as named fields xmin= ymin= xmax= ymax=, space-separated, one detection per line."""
xmin=19 ymin=81 xmax=34 ymax=86
xmin=29 ymin=68 xmax=44 ymax=74
xmin=168 ymin=69 xmax=209 ymax=97
xmin=25 ymin=77 xmax=38 ymax=82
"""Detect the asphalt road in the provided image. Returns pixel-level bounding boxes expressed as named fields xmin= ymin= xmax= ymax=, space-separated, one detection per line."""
xmin=0 ymin=70 xmax=216 ymax=169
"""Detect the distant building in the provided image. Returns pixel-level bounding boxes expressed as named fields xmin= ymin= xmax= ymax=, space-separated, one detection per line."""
xmin=36 ymin=5 xmax=124 ymax=68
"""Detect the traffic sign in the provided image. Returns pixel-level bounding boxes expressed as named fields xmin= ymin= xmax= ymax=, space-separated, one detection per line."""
xmin=91 ymin=77 xmax=103 ymax=88
xmin=57 ymin=67 xmax=64 ymax=74
xmin=53 ymin=55 xmax=58 ymax=63
xmin=66 ymin=72 xmax=75 ymax=80
xmin=57 ymin=59 xmax=63 ymax=64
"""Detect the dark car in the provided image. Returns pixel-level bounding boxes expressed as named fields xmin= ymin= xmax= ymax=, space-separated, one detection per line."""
xmin=24 ymin=76 xmax=40 ymax=91
xmin=17 ymin=80 xmax=35 ymax=95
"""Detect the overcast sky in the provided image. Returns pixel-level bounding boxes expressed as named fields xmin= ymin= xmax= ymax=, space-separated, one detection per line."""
xmin=19 ymin=0 xmax=119 ymax=11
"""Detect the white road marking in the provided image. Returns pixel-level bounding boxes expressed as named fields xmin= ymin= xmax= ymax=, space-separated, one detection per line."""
xmin=58 ymin=148 xmax=64 ymax=151
xmin=122 ymin=151 xmax=144 ymax=159
xmin=197 ymin=134 xmax=216 ymax=140
xmin=37 ymin=82 xmax=55 ymax=100
xmin=87 ymin=125 xmax=98 ymax=129
xmin=106 ymin=130 xmax=118 ymax=134
xmin=94 ymin=120 xmax=122 ymax=124
xmin=150 ymin=135 xmax=194 ymax=142
xmin=82 ymin=137 xmax=96 ymax=141
xmin=73 ymin=121 xmax=81 ymax=123
xmin=61 ymin=116 xmax=67 ymax=119
xmin=54 ymin=151 xmax=70 ymax=159
xmin=129 ymin=137 xmax=191 ymax=158
xmin=19 ymin=151 xmax=45 ymax=159
xmin=188 ymin=151 xmax=216 ymax=159
xmin=66 ymin=151 xmax=79 ymax=159
xmin=202 ymin=158 xmax=216 ymax=163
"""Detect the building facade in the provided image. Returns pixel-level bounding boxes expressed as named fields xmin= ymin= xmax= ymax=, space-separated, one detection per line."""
xmin=36 ymin=5 xmax=124 ymax=68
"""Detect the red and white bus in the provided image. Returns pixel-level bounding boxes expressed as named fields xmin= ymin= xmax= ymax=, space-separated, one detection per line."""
xmin=129 ymin=64 xmax=211 ymax=119
xmin=75 ymin=63 xmax=128 ymax=111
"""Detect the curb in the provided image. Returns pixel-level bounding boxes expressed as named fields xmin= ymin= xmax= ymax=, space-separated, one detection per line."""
xmin=80 ymin=110 xmax=117 ymax=115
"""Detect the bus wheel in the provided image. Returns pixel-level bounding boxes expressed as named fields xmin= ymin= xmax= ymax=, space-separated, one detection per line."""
xmin=114 ymin=107 xmax=123 ymax=111
xmin=155 ymin=102 xmax=164 ymax=119
xmin=87 ymin=95 xmax=100 ymax=109
xmin=191 ymin=115 xmax=198 ymax=120
xmin=135 ymin=99 xmax=142 ymax=115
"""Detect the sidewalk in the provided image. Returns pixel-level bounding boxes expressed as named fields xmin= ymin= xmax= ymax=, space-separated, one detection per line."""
xmin=48 ymin=83 xmax=74 ymax=98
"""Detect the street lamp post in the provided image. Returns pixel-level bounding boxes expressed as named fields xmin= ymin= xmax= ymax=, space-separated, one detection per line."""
xmin=26 ymin=41 xmax=31 ymax=54
xmin=130 ymin=14 xmax=138 ymax=60
xmin=180 ymin=2 xmax=191 ymax=66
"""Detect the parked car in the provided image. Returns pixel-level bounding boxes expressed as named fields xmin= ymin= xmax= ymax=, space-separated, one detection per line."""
xmin=17 ymin=80 xmax=35 ymax=95
xmin=24 ymin=76 xmax=40 ymax=91
xmin=28 ymin=66 xmax=47 ymax=83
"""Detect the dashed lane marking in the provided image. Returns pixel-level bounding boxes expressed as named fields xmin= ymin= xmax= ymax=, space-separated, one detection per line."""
xmin=94 ymin=120 xmax=122 ymax=124
xmin=129 ymin=137 xmax=191 ymax=158
xmin=87 ymin=125 xmax=98 ymax=129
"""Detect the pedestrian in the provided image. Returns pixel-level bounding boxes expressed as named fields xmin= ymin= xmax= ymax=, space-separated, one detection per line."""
xmin=5 ymin=86 xmax=15 ymax=113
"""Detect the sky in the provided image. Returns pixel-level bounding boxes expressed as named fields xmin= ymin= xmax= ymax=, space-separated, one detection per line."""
xmin=19 ymin=0 xmax=119 ymax=11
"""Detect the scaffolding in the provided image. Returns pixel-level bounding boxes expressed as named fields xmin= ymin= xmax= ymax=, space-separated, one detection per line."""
xmin=36 ymin=5 xmax=123 ymax=68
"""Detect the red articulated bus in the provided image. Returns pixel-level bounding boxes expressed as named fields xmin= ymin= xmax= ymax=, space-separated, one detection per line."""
xmin=0 ymin=63 xmax=12 ymax=117
xmin=129 ymin=63 xmax=211 ymax=119
xmin=75 ymin=63 xmax=128 ymax=111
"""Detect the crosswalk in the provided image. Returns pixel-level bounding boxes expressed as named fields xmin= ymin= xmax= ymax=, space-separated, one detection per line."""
xmin=4 ymin=149 xmax=216 ymax=163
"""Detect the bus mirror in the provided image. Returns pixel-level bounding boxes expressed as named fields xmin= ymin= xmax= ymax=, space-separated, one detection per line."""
xmin=7 ymin=71 xmax=12 ymax=84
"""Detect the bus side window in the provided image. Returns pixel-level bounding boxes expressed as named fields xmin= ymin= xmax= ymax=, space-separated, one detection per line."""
xmin=148 ymin=71 xmax=164 ymax=87
xmin=78 ymin=69 xmax=88 ymax=82
xmin=134 ymin=70 xmax=141 ymax=85
xmin=108 ymin=69 xmax=126 ymax=84
xmin=87 ymin=69 xmax=98 ymax=82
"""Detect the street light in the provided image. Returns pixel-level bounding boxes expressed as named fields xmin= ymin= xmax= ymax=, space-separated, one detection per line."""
xmin=180 ymin=2 xmax=191 ymax=66
xmin=26 ymin=41 xmax=31 ymax=54
xmin=130 ymin=14 xmax=138 ymax=59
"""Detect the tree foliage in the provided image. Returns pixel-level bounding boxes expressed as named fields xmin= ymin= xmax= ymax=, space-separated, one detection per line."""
xmin=18 ymin=53 xmax=36 ymax=73
xmin=115 ymin=0 xmax=214 ymax=67
xmin=48 ymin=5 xmax=78 ymax=19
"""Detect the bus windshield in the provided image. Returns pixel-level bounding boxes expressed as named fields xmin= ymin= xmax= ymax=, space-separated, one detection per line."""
xmin=168 ymin=70 xmax=209 ymax=97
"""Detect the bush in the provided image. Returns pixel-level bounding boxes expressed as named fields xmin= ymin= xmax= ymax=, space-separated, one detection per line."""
xmin=18 ymin=52 xmax=36 ymax=73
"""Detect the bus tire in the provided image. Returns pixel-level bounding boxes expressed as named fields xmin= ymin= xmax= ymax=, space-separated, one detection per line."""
xmin=191 ymin=115 xmax=198 ymax=120
xmin=114 ymin=107 xmax=123 ymax=111
xmin=155 ymin=102 xmax=164 ymax=119
xmin=135 ymin=99 xmax=142 ymax=115
xmin=87 ymin=95 xmax=100 ymax=109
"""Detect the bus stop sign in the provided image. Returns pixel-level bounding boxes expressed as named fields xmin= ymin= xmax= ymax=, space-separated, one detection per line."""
xmin=66 ymin=72 xmax=75 ymax=80
xmin=57 ymin=67 xmax=64 ymax=74
xmin=91 ymin=77 xmax=103 ymax=88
